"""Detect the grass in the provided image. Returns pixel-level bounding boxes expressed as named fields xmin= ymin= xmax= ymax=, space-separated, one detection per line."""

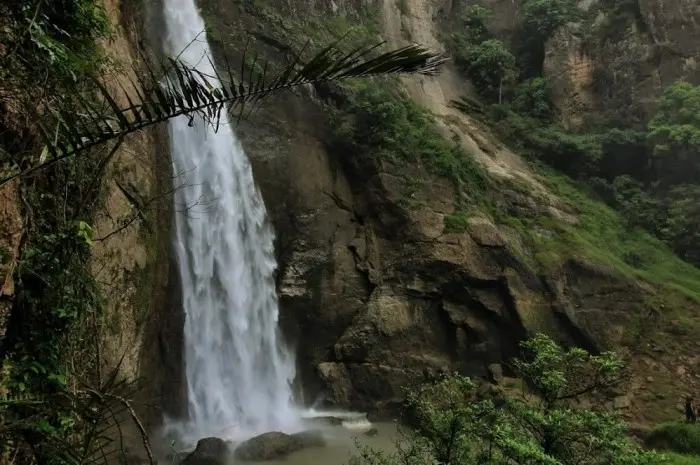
xmin=646 ymin=422 xmax=700 ymax=456
xmin=539 ymin=170 xmax=700 ymax=301
xmin=656 ymin=453 xmax=700 ymax=465
xmin=488 ymin=165 xmax=700 ymax=304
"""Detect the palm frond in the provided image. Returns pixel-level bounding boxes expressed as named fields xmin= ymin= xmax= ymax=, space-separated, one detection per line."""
xmin=0 ymin=37 xmax=447 ymax=186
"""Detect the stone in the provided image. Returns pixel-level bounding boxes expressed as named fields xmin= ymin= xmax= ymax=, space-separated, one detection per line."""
xmin=308 ymin=415 xmax=344 ymax=427
xmin=488 ymin=363 xmax=504 ymax=383
xmin=181 ymin=437 xmax=230 ymax=465
xmin=613 ymin=395 xmax=632 ymax=410
xmin=364 ymin=427 xmax=379 ymax=437
xmin=467 ymin=217 xmax=505 ymax=247
xmin=233 ymin=430 xmax=326 ymax=461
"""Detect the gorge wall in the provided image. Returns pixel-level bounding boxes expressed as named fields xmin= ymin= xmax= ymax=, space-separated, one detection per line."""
xmin=199 ymin=0 xmax=700 ymax=426
xmin=3 ymin=0 xmax=699 ymax=450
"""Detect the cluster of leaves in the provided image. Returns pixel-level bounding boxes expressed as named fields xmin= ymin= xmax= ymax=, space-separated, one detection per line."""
xmin=350 ymin=334 xmax=664 ymax=465
xmin=491 ymin=81 xmax=700 ymax=268
xmin=0 ymin=1 xmax=117 ymax=463
xmin=447 ymin=6 xmax=517 ymax=103
xmin=0 ymin=0 xmax=110 ymax=89
xmin=0 ymin=149 xmax=107 ymax=463
xmin=328 ymin=78 xmax=488 ymax=196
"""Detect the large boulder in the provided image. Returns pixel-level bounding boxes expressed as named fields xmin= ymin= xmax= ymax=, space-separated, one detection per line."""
xmin=233 ymin=430 xmax=326 ymax=461
xmin=181 ymin=437 xmax=230 ymax=465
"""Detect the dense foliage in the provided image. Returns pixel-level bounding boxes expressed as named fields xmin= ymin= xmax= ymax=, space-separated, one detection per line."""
xmin=647 ymin=422 xmax=700 ymax=457
xmin=328 ymin=79 xmax=489 ymax=201
xmin=446 ymin=0 xmax=700 ymax=269
xmin=350 ymin=334 xmax=674 ymax=465
xmin=0 ymin=1 xmax=122 ymax=463
xmin=0 ymin=0 xmax=109 ymax=87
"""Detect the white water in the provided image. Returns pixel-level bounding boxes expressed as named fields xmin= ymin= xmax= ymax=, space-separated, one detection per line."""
xmin=162 ymin=0 xmax=301 ymax=443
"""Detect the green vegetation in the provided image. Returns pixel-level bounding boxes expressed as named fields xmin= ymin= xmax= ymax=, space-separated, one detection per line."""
xmin=350 ymin=334 xmax=670 ymax=465
xmin=328 ymin=78 xmax=489 ymax=201
xmin=445 ymin=0 xmax=700 ymax=284
xmin=447 ymin=6 xmax=516 ymax=103
xmin=647 ymin=422 xmax=700 ymax=457
xmin=0 ymin=1 xmax=118 ymax=462
xmin=0 ymin=0 xmax=110 ymax=90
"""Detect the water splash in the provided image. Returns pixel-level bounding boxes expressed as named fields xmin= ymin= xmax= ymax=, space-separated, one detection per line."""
xmin=161 ymin=0 xmax=300 ymax=443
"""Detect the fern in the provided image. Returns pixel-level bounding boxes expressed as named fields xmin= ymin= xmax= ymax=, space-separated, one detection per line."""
xmin=0 ymin=37 xmax=446 ymax=186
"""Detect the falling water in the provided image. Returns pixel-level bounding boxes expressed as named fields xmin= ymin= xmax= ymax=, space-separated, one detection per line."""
xmin=162 ymin=0 xmax=300 ymax=443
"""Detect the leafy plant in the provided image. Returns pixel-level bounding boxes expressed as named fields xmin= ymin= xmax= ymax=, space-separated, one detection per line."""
xmin=448 ymin=6 xmax=516 ymax=102
xmin=0 ymin=39 xmax=446 ymax=187
xmin=647 ymin=422 xmax=700 ymax=456
xmin=647 ymin=81 xmax=700 ymax=188
xmin=350 ymin=334 xmax=654 ymax=465
xmin=328 ymin=79 xmax=488 ymax=195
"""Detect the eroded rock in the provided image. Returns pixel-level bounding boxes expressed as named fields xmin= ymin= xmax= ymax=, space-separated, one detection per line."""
xmin=182 ymin=437 xmax=230 ymax=465
xmin=233 ymin=430 xmax=326 ymax=461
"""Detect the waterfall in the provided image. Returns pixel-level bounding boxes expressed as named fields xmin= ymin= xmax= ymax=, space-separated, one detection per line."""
xmin=162 ymin=0 xmax=300 ymax=443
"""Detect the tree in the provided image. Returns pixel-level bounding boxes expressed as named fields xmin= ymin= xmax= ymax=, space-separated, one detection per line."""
xmin=662 ymin=184 xmax=700 ymax=265
xmin=647 ymin=81 xmax=700 ymax=187
xmin=517 ymin=0 xmax=581 ymax=78
xmin=351 ymin=334 xmax=655 ymax=465
xmin=0 ymin=40 xmax=447 ymax=187
xmin=450 ymin=6 xmax=516 ymax=102
xmin=521 ymin=0 xmax=581 ymax=42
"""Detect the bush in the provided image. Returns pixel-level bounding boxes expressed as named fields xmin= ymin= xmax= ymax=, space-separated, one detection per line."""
xmin=646 ymin=422 xmax=700 ymax=456
xmin=350 ymin=334 xmax=655 ymax=465
xmin=1 ymin=0 xmax=110 ymax=87
xmin=330 ymin=79 xmax=488 ymax=194
xmin=448 ymin=6 xmax=516 ymax=102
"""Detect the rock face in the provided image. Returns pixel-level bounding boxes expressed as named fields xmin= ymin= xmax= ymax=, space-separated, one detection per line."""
xmin=233 ymin=431 xmax=326 ymax=461
xmin=182 ymin=437 xmax=230 ymax=465
xmin=192 ymin=0 xmax=700 ymax=425
xmin=234 ymin=84 xmax=648 ymax=417
xmin=543 ymin=0 xmax=700 ymax=128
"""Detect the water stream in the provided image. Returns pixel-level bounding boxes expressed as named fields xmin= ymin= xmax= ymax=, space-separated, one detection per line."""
xmin=162 ymin=0 xmax=300 ymax=443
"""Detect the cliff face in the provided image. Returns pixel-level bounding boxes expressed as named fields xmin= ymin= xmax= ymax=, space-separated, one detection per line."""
xmin=0 ymin=0 xmax=180 ymax=438
xmin=94 ymin=0 xmax=184 ymax=429
xmin=544 ymin=0 xmax=700 ymax=127
xmin=198 ymin=0 xmax=700 ymax=425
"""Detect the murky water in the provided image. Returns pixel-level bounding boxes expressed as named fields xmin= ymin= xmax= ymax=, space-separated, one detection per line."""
xmin=232 ymin=422 xmax=400 ymax=465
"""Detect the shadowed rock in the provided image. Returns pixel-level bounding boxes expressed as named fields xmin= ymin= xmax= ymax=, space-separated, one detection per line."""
xmin=181 ymin=437 xmax=230 ymax=465
xmin=234 ymin=430 xmax=326 ymax=461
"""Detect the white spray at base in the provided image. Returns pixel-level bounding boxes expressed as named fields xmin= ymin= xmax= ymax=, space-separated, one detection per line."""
xmin=161 ymin=0 xmax=301 ymax=443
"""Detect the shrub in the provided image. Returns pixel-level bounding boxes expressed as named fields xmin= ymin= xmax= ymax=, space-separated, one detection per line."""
xmin=646 ymin=422 xmax=700 ymax=456
xmin=330 ymin=79 xmax=488 ymax=194
xmin=350 ymin=334 xmax=655 ymax=465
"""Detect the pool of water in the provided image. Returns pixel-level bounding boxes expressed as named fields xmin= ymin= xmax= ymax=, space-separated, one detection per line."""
xmin=232 ymin=422 xmax=400 ymax=465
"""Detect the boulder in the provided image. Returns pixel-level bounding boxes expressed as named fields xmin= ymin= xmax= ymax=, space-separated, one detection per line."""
xmin=181 ymin=437 xmax=230 ymax=465
xmin=233 ymin=430 xmax=326 ymax=461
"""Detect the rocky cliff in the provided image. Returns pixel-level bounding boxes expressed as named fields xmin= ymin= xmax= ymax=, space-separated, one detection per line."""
xmin=198 ymin=0 xmax=700 ymax=426
xmin=0 ymin=0 xmax=180 ymax=442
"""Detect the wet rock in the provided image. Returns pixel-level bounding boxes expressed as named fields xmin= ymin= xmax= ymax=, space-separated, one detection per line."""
xmin=308 ymin=415 xmax=344 ymax=427
xmin=181 ymin=437 xmax=230 ymax=465
xmin=364 ymin=427 xmax=379 ymax=437
xmin=233 ymin=430 xmax=326 ymax=461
